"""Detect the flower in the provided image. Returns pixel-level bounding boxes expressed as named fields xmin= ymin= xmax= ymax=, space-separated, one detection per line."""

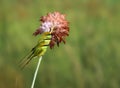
xmin=33 ymin=12 xmax=69 ymax=49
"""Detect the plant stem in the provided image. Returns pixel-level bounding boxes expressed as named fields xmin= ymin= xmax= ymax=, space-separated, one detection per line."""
xmin=31 ymin=56 xmax=42 ymax=88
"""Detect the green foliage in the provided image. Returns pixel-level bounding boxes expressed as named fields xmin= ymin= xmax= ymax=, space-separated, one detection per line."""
xmin=0 ymin=0 xmax=120 ymax=88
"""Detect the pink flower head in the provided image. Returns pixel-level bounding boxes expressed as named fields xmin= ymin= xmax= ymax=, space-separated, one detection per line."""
xmin=33 ymin=12 xmax=69 ymax=48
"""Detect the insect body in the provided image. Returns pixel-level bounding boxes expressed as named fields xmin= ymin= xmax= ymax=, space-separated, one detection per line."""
xmin=20 ymin=32 xmax=51 ymax=69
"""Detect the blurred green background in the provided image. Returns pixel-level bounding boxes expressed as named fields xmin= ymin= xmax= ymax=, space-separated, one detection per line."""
xmin=0 ymin=0 xmax=120 ymax=88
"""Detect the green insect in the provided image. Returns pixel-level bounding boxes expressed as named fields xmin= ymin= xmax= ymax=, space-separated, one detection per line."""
xmin=19 ymin=32 xmax=52 ymax=69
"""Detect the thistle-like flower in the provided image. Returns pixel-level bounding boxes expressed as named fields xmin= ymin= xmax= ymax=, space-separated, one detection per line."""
xmin=33 ymin=12 xmax=69 ymax=48
xmin=20 ymin=12 xmax=70 ymax=88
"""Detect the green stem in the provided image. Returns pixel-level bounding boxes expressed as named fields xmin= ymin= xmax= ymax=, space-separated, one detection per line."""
xmin=31 ymin=56 xmax=42 ymax=88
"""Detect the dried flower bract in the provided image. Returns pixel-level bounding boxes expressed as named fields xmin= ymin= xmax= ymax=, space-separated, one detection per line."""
xmin=33 ymin=12 xmax=69 ymax=48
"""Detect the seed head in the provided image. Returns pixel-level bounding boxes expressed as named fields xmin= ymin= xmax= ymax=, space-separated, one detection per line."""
xmin=33 ymin=12 xmax=69 ymax=48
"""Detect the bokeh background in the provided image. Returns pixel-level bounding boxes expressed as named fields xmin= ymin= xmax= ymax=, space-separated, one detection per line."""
xmin=0 ymin=0 xmax=120 ymax=88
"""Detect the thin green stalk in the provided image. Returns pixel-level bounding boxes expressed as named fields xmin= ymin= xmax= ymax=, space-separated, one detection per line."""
xmin=31 ymin=56 xmax=42 ymax=88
